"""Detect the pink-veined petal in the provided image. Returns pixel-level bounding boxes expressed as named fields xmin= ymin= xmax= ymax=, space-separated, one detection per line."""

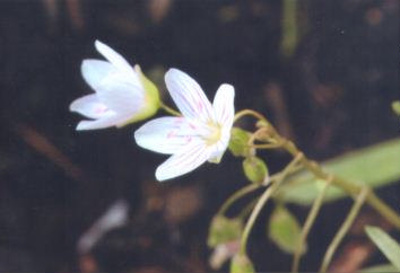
xmin=94 ymin=40 xmax=133 ymax=75
xmin=208 ymin=139 xmax=229 ymax=164
xmin=96 ymin=72 xmax=145 ymax=114
xmin=75 ymin=114 xmax=122 ymax=131
xmin=134 ymin=117 xmax=203 ymax=154
xmin=69 ymin=94 xmax=112 ymax=119
xmin=165 ymin=68 xmax=213 ymax=121
xmin=213 ymin=84 xmax=235 ymax=126
xmin=81 ymin=60 xmax=116 ymax=91
xmin=155 ymin=143 xmax=211 ymax=181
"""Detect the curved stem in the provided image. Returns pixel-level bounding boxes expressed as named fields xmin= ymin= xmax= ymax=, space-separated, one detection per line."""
xmin=217 ymin=183 xmax=260 ymax=216
xmin=234 ymin=109 xmax=267 ymax=123
xmin=292 ymin=176 xmax=333 ymax=273
xmin=274 ymin=133 xmax=400 ymax=230
xmin=319 ymin=187 xmax=369 ymax=273
xmin=240 ymin=184 xmax=276 ymax=254
xmin=238 ymin=199 xmax=258 ymax=219
xmin=240 ymin=154 xmax=303 ymax=254
xmin=160 ymin=102 xmax=181 ymax=116
xmin=251 ymin=143 xmax=282 ymax=149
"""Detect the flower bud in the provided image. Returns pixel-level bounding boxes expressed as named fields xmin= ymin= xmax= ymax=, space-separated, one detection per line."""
xmin=230 ymin=253 xmax=255 ymax=273
xmin=229 ymin=127 xmax=254 ymax=157
xmin=208 ymin=216 xmax=243 ymax=248
xmin=242 ymin=156 xmax=268 ymax=184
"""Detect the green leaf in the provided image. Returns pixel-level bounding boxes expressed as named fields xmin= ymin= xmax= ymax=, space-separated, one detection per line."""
xmin=230 ymin=253 xmax=255 ymax=273
xmin=276 ymin=138 xmax=400 ymax=205
xmin=359 ymin=263 xmax=398 ymax=273
xmin=242 ymin=156 xmax=269 ymax=184
xmin=208 ymin=216 xmax=243 ymax=248
xmin=268 ymin=205 xmax=305 ymax=254
xmin=365 ymin=226 xmax=400 ymax=270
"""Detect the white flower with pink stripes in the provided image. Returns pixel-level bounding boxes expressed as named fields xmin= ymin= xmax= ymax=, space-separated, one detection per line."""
xmin=134 ymin=68 xmax=235 ymax=181
xmin=70 ymin=40 xmax=159 ymax=130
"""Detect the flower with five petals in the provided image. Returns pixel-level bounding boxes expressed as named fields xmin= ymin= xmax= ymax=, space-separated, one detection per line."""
xmin=70 ymin=40 xmax=160 ymax=130
xmin=134 ymin=68 xmax=235 ymax=181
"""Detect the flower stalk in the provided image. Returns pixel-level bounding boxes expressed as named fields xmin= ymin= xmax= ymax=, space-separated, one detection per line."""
xmin=274 ymin=133 xmax=400 ymax=230
xmin=239 ymin=154 xmax=304 ymax=255
xmin=319 ymin=187 xmax=369 ymax=273
xmin=292 ymin=176 xmax=333 ymax=273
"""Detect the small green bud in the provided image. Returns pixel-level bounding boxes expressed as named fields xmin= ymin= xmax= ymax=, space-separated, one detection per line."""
xmin=242 ymin=156 xmax=268 ymax=184
xmin=392 ymin=101 xmax=400 ymax=116
xmin=230 ymin=253 xmax=255 ymax=273
xmin=229 ymin=127 xmax=255 ymax=157
xmin=208 ymin=216 xmax=243 ymax=248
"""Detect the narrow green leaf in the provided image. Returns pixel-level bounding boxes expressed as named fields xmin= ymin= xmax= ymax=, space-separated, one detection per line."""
xmin=365 ymin=226 xmax=400 ymax=270
xmin=268 ymin=205 xmax=305 ymax=254
xmin=276 ymin=138 xmax=400 ymax=205
xmin=359 ymin=263 xmax=398 ymax=273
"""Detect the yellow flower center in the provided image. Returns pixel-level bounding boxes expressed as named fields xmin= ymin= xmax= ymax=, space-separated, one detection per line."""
xmin=204 ymin=121 xmax=222 ymax=146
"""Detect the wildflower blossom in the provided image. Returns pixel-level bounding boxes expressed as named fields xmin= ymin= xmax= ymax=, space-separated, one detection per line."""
xmin=70 ymin=40 xmax=159 ymax=130
xmin=134 ymin=68 xmax=235 ymax=181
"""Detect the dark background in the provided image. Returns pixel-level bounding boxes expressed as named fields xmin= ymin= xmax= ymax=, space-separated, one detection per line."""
xmin=0 ymin=0 xmax=399 ymax=272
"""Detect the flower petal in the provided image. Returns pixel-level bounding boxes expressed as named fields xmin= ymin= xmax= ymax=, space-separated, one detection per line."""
xmin=69 ymin=94 xmax=112 ymax=119
xmin=134 ymin=117 xmax=203 ymax=154
xmin=75 ymin=114 xmax=122 ymax=131
xmin=165 ymin=68 xmax=213 ymax=121
xmin=213 ymin=84 xmax=235 ymax=126
xmin=94 ymin=40 xmax=133 ymax=74
xmin=95 ymin=72 xmax=145 ymax=114
xmin=208 ymin=140 xmax=229 ymax=164
xmin=155 ymin=143 xmax=211 ymax=181
xmin=81 ymin=60 xmax=116 ymax=91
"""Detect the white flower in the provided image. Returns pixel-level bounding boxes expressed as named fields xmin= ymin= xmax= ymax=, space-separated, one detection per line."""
xmin=134 ymin=68 xmax=235 ymax=181
xmin=69 ymin=40 xmax=159 ymax=130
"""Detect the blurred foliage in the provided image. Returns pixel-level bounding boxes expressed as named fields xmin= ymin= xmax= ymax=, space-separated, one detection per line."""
xmin=230 ymin=253 xmax=255 ymax=273
xmin=360 ymin=263 xmax=398 ymax=273
xmin=276 ymin=138 xmax=400 ymax=205
xmin=365 ymin=226 xmax=400 ymax=271
xmin=392 ymin=101 xmax=400 ymax=116
xmin=208 ymin=216 xmax=243 ymax=248
xmin=268 ymin=205 xmax=305 ymax=254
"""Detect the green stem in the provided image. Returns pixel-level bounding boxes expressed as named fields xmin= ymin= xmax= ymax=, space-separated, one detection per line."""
xmin=240 ymin=154 xmax=303 ymax=254
xmin=160 ymin=102 xmax=181 ymax=116
xmin=238 ymin=199 xmax=258 ymax=220
xmin=319 ymin=187 xmax=369 ymax=273
xmin=292 ymin=176 xmax=333 ymax=273
xmin=217 ymin=183 xmax=260 ymax=216
xmin=276 ymin=135 xmax=400 ymax=230
xmin=251 ymin=143 xmax=282 ymax=149
xmin=240 ymin=184 xmax=277 ymax=254
xmin=234 ymin=109 xmax=268 ymax=123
